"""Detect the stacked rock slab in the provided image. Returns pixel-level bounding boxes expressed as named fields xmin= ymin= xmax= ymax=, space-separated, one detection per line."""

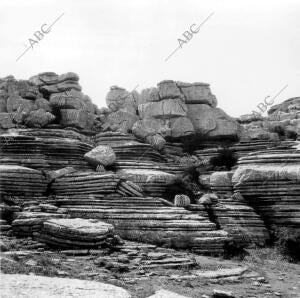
xmin=11 ymin=211 xmax=66 ymax=237
xmin=210 ymin=196 xmax=269 ymax=246
xmin=37 ymin=218 xmax=114 ymax=248
xmin=95 ymin=132 xmax=186 ymax=175
xmin=56 ymin=195 xmax=228 ymax=255
xmin=233 ymin=142 xmax=300 ymax=231
xmin=51 ymin=172 xmax=120 ymax=195
xmin=0 ymin=132 xmax=93 ymax=171
xmin=0 ymin=165 xmax=47 ymax=199
xmin=117 ymin=169 xmax=178 ymax=198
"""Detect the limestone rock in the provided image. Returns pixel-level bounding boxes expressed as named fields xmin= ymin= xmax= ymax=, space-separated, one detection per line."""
xmin=0 ymin=274 xmax=131 ymax=298
xmin=60 ymin=109 xmax=94 ymax=130
xmin=174 ymin=194 xmax=191 ymax=207
xmin=139 ymin=87 xmax=160 ymax=103
xmin=106 ymin=86 xmax=136 ymax=114
xmin=6 ymin=92 xmax=23 ymax=113
xmin=187 ymin=104 xmax=239 ymax=139
xmin=35 ymin=98 xmax=52 ymax=112
xmin=177 ymin=81 xmax=217 ymax=106
xmin=146 ymin=134 xmax=166 ymax=150
xmin=38 ymin=218 xmax=115 ymax=248
xmin=104 ymin=110 xmax=139 ymax=133
xmin=157 ymin=80 xmax=182 ymax=99
xmin=0 ymin=113 xmax=15 ymax=129
xmin=84 ymin=145 xmax=116 ymax=167
xmin=24 ymin=109 xmax=55 ymax=128
xmin=138 ymin=98 xmax=187 ymax=119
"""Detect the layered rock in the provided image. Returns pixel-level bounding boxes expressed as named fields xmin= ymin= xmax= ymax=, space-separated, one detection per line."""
xmin=51 ymin=172 xmax=120 ymax=196
xmin=0 ymin=133 xmax=93 ymax=171
xmin=0 ymin=165 xmax=47 ymax=199
xmin=232 ymin=151 xmax=300 ymax=230
xmin=56 ymin=195 xmax=228 ymax=255
xmin=37 ymin=218 xmax=115 ymax=248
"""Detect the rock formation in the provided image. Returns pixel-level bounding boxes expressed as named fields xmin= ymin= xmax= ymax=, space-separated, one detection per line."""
xmin=1 ymin=72 xmax=299 ymax=259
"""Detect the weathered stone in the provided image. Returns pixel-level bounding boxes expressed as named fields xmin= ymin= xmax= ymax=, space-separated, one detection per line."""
xmin=24 ymin=109 xmax=55 ymax=128
xmin=177 ymin=81 xmax=217 ymax=106
xmin=157 ymin=80 xmax=182 ymax=99
xmin=106 ymin=86 xmax=136 ymax=114
xmin=60 ymin=109 xmax=94 ymax=130
xmin=0 ymin=113 xmax=15 ymax=129
xmin=6 ymin=92 xmax=23 ymax=113
xmin=187 ymin=104 xmax=239 ymax=139
xmin=138 ymin=98 xmax=187 ymax=119
xmin=146 ymin=134 xmax=166 ymax=150
xmin=139 ymin=87 xmax=160 ymax=104
xmin=35 ymin=98 xmax=52 ymax=112
xmin=84 ymin=145 xmax=116 ymax=167
xmin=38 ymin=218 xmax=115 ymax=248
xmin=104 ymin=110 xmax=139 ymax=133
xmin=0 ymin=274 xmax=131 ymax=298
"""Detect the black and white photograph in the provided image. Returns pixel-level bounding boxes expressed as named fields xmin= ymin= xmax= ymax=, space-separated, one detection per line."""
xmin=0 ymin=0 xmax=299 ymax=297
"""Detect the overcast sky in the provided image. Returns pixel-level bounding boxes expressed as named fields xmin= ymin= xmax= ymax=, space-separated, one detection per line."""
xmin=0 ymin=0 xmax=299 ymax=117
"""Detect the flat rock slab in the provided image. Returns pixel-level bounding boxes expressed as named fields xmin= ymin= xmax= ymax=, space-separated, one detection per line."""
xmin=0 ymin=274 xmax=131 ymax=298
xmin=43 ymin=218 xmax=114 ymax=237
xmin=147 ymin=289 xmax=190 ymax=298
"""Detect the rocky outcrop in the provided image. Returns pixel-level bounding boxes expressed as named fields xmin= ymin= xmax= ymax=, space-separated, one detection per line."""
xmin=0 ymin=73 xmax=101 ymax=131
xmin=232 ymin=145 xmax=300 ymax=231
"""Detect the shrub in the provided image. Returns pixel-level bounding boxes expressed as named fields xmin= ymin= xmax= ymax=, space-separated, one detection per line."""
xmin=270 ymin=125 xmax=285 ymax=138
xmin=273 ymin=227 xmax=300 ymax=262
xmin=209 ymin=148 xmax=238 ymax=170
xmin=286 ymin=130 xmax=298 ymax=140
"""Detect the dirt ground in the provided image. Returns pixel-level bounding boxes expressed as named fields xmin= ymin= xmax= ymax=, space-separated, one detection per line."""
xmin=1 ymin=236 xmax=299 ymax=298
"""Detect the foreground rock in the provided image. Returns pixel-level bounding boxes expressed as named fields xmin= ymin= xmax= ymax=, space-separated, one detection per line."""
xmin=0 ymin=274 xmax=131 ymax=298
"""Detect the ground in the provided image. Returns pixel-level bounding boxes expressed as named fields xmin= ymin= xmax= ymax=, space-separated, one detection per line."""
xmin=0 ymin=236 xmax=299 ymax=298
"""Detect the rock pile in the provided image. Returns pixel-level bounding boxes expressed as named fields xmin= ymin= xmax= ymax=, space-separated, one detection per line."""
xmin=0 ymin=72 xmax=102 ymax=131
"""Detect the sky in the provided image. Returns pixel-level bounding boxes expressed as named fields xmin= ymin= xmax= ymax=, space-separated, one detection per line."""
xmin=0 ymin=0 xmax=299 ymax=117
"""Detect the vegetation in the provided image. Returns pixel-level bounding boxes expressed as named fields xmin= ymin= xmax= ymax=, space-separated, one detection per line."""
xmin=272 ymin=227 xmax=300 ymax=262
xmin=209 ymin=148 xmax=238 ymax=170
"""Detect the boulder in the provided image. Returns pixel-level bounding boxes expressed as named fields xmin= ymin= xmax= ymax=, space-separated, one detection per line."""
xmin=106 ymin=86 xmax=136 ymax=114
xmin=35 ymin=98 xmax=52 ymax=112
xmin=146 ymin=134 xmax=166 ymax=150
xmin=177 ymin=81 xmax=217 ymax=106
xmin=104 ymin=110 xmax=139 ymax=133
xmin=0 ymin=113 xmax=15 ymax=129
xmin=169 ymin=116 xmax=195 ymax=138
xmin=38 ymin=218 xmax=115 ymax=248
xmin=6 ymin=92 xmax=23 ymax=113
xmin=24 ymin=109 xmax=55 ymax=128
xmin=187 ymin=104 xmax=239 ymax=139
xmin=139 ymin=87 xmax=160 ymax=104
xmin=138 ymin=98 xmax=187 ymax=119
xmin=60 ymin=109 xmax=94 ymax=130
xmin=84 ymin=145 xmax=116 ymax=167
xmin=132 ymin=118 xmax=170 ymax=139
xmin=157 ymin=80 xmax=182 ymax=99
xmin=12 ymin=99 xmax=36 ymax=124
